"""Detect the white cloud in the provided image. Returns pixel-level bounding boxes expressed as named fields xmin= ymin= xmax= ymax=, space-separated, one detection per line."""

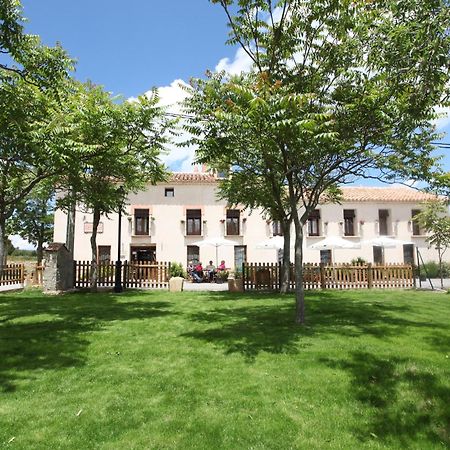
xmin=135 ymin=46 xmax=255 ymax=172
xmin=215 ymin=47 xmax=254 ymax=75
xmin=10 ymin=235 xmax=36 ymax=251
xmin=138 ymin=79 xmax=197 ymax=171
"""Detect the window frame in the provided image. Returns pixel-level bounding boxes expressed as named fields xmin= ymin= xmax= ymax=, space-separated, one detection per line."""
xmin=343 ymin=209 xmax=356 ymax=236
xmin=411 ymin=209 xmax=421 ymax=236
xmin=186 ymin=209 xmax=202 ymax=236
xmin=134 ymin=209 xmax=150 ymax=236
xmin=226 ymin=209 xmax=240 ymax=236
xmin=378 ymin=209 xmax=390 ymax=236
xmin=307 ymin=210 xmax=321 ymax=236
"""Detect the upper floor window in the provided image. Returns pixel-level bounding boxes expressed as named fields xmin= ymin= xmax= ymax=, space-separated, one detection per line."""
xmin=134 ymin=209 xmax=149 ymax=235
xmin=226 ymin=209 xmax=240 ymax=235
xmin=307 ymin=210 xmax=321 ymax=236
xmin=165 ymin=188 xmax=174 ymax=197
xmin=186 ymin=209 xmax=201 ymax=235
xmin=272 ymin=221 xmax=283 ymax=236
xmin=378 ymin=209 xmax=389 ymax=235
xmin=343 ymin=209 xmax=356 ymax=236
xmin=411 ymin=209 xmax=422 ymax=235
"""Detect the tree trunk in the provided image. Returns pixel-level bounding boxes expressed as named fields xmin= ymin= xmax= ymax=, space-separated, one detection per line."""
xmin=0 ymin=213 xmax=6 ymax=268
xmin=36 ymin=237 xmax=44 ymax=265
xmin=293 ymin=221 xmax=305 ymax=324
xmin=280 ymin=218 xmax=292 ymax=294
xmin=438 ymin=248 xmax=444 ymax=290
xmin=65 ymin=193 xmax=76 ymax=260
xmin=90 ymin=207 xmax=101 ymax=292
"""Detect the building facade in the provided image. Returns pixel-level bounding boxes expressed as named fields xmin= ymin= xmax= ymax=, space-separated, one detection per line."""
xmin=53 ymin=172 xmax=447 ymax=269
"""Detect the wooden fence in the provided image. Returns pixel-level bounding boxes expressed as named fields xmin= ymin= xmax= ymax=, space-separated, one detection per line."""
xmin=0 ymin=264 xmax=25 ymax=286
xmin=243 ymin=262 xmax=415 ymax=291
xmin=74 ymin=260 xmax=170 ymax=289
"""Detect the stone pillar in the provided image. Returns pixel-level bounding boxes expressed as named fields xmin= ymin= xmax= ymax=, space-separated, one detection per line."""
xmin=43 ymin=243 xmax=74 ymax=292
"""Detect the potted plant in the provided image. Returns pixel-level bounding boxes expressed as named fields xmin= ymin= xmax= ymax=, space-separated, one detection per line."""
xmin=216 ymin=269 xmax=229 ymax=284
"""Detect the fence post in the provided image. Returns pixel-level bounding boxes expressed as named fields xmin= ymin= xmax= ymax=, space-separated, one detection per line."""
xmin=367 ymin=263 xmax=373 ymax=289
xmin=319 ymin=263 xmax=325 ymax=289
xmin=242 ymin=262 xmax=245 ymax=291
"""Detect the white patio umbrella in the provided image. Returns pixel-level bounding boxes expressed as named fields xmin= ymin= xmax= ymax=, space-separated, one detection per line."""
xmin=309 ymin=236 xmax=361 ymax=250
xmin=363 ymin=236 xmax=413 ymax=264
xmin=363 ymin=236 xmax=413 ymax=248
xmin=255 ymin=236 xmax=285 ymax=250
xmin=309 ymin=236 xmax=360 ymax=263
xmin=191 ymin=237 xmax=239 ymax=267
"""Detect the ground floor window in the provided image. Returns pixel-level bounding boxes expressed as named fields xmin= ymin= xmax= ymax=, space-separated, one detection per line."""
xmin=131 ymin=246 xmax=156 ymax=262
xmin=234 ymin=245 xmax=247 ymax=271
xmin=403 ymin=244 xmax=415 ymax=265
xmin=187 ymin=245 xmax=200 ymax=266
xmin=320 ymin=249 xmax=332 ymax=264
xmin=98 ymin=245 xmax=111 ymax=262
xmin=373 ymin=246 xmax=383 ymax=265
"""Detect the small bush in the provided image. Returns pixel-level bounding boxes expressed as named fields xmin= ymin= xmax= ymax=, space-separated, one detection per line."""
xmin=218 ymin=270 xmax=229 ymax=281
xmin=233 ymin=267 xmax=242 ymax=279
xmin=169 ymin=262 xmax=186 ymax=279
xmin=419 ymin=261 xmax=450 ymax=279
xmin=351 ymin=257 xmax=367 ymax=265
xmin=11 ymin=249 xmax=37 ymax=257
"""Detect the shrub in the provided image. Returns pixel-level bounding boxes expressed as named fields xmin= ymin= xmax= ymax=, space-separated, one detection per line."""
xmin=233 ymin=267 xmax=242 ymax=279
xmin=169 ymin=262 xmax=186 ymax=279
xmin=351 ymin=257 xmax=367 ymax=265
xmin=218 ymin=270 xmax=229 ymax=281
xmin=11 ymin=249 xmax=37 ymax=257
xmin=419 ymin=261 xmax=450 ymax=279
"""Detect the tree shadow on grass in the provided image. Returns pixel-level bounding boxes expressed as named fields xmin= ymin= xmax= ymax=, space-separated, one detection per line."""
xmin=182 ymin=302 xmax=302 ymax=361
xmin=0 ymin=290 xmax=172 ymax=392
xmin=181 ymin=291 xmax=448 ymax=362
xmin=321 ymin=351 xmax=450 ymax=447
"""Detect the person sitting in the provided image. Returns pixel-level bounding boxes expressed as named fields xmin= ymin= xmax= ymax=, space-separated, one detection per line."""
xmin=187 ymin=260 xmax=194 ymax=277
xmin=206 ymin=261 xmax=216 ymax=282
xmin=192 ymin=262 xmax=203 ymax=283
xmin=217 ymin=260 xmax=226 ymax=271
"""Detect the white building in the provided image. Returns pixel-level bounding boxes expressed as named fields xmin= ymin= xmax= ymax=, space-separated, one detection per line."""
xmin=53 ymin=172 xmax=446 ymax=268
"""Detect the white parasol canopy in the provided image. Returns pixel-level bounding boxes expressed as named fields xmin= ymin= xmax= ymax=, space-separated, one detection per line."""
xmin=191 ymin=237 xmax=239 ymax=266
xmin=309 ymin=236 xmax=361 ymax=250
xmin=363 ymin=236 xmax=413 ymax=248
xmin=255 ymin=236 xmax=286 ymax=250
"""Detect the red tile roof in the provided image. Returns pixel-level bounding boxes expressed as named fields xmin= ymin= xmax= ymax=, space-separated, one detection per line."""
xmin=339 ymin=186 xmax=438 ymax=203
xmin=167 ymin=174 xmax=438 ymax=202
xmin=169 ymin=172 xmax=218 ymax=184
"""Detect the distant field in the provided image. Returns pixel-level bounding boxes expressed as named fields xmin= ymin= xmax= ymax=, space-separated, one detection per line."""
xmin=0 ymin=289 xmax=449 ymax=449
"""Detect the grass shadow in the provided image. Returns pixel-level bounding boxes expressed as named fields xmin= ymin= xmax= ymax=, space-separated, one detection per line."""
xmin=0 ymin=290 xmax=172 ymax=392
xmin=321 ymin=351 xmax=450 ymax=446
xmin=181 ymin=290 xmax=448 ymax=361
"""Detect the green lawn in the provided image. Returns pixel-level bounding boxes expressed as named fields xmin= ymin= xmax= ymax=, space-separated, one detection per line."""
xmin=0 ymin=288 xmax=449 ymax=449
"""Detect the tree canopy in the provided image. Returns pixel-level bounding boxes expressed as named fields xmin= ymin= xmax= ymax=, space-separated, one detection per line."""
xmin=185 ymin=0 xmax=450 ymax=323
xmin=58 ymin=82 xmax=172 ymax=290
